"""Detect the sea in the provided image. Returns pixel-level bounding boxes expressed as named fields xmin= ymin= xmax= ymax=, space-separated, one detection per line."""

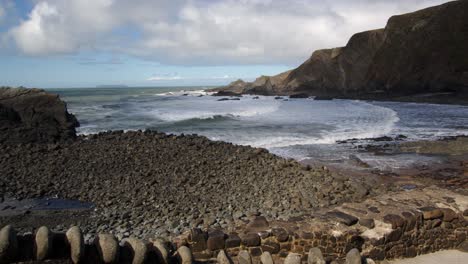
xmin=47 ymin=86 xmax=468 ymax=171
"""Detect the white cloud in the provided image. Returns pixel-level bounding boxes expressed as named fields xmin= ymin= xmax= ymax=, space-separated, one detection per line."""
xmin=7 ymin=0 xmax=449 ymax=64
xmin=9 ymin=0 xmax=116 ymax=55
xmin=209 ymin=75 xmax=232 ymax=79
xmin=147 ymin=73 xmax=235 ymax=81
xmin=147 ymin=73 xmax=183 ymax=81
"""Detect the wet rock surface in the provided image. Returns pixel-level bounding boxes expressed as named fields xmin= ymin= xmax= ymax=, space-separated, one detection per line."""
xmin=0 ymin=87 xmax=78 ymax=143
xmin=0 ymin=130 xmax=381 ymax=239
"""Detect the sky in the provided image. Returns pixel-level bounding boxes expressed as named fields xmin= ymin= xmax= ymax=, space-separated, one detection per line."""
xmin=0 ymin=0 xmax=449 ymax=88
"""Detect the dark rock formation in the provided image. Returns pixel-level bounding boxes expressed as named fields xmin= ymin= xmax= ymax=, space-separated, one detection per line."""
xmin=366 ymin=1 xmax=468 ymax=95
xmin=0 ymin=87 xmax=79 ymax=143
xmin=211 ymin=0 xmax=468 ymax=103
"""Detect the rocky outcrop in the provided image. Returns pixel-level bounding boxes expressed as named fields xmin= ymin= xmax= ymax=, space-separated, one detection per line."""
xmin=0 ymin=87 xmax=79 ymax=143
xmin=212 ymin=0 xmax=468 ymax=102
xmin=365 ymin=0 xmax=468 ymax=95
xmin=211 ymin=71 xmax=292 ymax=96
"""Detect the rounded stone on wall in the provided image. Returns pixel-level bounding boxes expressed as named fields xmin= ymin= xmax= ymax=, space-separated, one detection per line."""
xmin=66 ymin=226 xmax=84 ymax=264
xmin=124 ymin=238 xmax=147 ymax=264
xmin=238 ymin=250 xmax=252 ymax=264
xmin=217 ymin=249 xmax=233 ymax=264
xmin=308 ymin=247 xmax=325 ymax=264
xmin=345 ymin=248 xmax=361 ymax=264
xmin=95 ymin=234 xmax=119 ymax=263
xmin=260 ymin=251 xmax=274 ymax=264
xmin=151 ymin=240 xmax=169 ymax=264
xmin=35 ymin=226 xmax=52 ymax=261
xmin=177 ymin=246 xmax=193 ymax=264
xmin=0 ymin=225 xmax=18 ymax=263
xmin=284 ymin=253 xmax=301 ymax=264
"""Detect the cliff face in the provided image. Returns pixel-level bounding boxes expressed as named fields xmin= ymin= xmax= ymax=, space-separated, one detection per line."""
xmin=213 ymin=0 xmax=468 ymax=100
xmin=284 ymin=29 xmax=385 ymax=96
xmin=366 ymin=0 xmax=468 ymax=94
xmin=0 ymin=87 xmax=79 ymax=143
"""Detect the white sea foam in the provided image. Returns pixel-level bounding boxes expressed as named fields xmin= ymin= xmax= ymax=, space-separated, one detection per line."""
xmin=206 ymin=100 xmax=400 ymax=149
xmin=67 ymin=88 xmax=467 ymax=163
xmin=154 ymin=89 xmax=215 ymax=96
xmin=149 ymin=98 xmax=280 ymax=122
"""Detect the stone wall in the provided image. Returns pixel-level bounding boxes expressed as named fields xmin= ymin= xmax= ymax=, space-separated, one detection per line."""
xmin=186 ymin=208 xmax=467 ymax=263
xmin=0 ymin=207 xmax=466 ymax=263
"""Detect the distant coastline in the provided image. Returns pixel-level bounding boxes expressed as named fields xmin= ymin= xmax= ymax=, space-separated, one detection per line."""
xmin=211 ymin=0 xmax=468 ymax=105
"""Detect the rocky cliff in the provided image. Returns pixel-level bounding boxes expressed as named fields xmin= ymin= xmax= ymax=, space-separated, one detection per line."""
xmin=0 ymin=87 xmax=79 ymax=143
xmin=212 ymin=0 xmax=468 ymax=102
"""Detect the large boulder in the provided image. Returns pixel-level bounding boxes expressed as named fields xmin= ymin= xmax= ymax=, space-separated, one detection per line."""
xmin=0 ymin=87 xmax=79 ymax=143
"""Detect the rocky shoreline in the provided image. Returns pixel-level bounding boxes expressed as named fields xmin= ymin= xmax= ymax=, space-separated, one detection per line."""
xmin=0 ymin=130 xmax=387 ymax=241
xmin=1 ymin=87 xmax=467 ymax=263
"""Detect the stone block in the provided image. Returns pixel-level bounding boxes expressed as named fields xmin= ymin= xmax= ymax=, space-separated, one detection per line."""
xmin=359 ymin=218 xmax=375 ymax=229
xmin=225 ymin=233 xmax=241 ymax=248
xmin=420 ymin=207 xmax=443 ymax=220
xmin=261 ymin=240 xmax=280 ymax=254
xmin=189 ymin=228 xmax=207 ymax=252
xmin=383 ymin=214 xmax=405 ymax=229
xmin=249 ymin=247 xmax=262 ymax=257
xmin=368 ymin=248 xmax=385 ymax=260
xmin=440 ymin=208 xmax=458 ymax=222
xmin=300 ymin=231 xmax=314 ymax=239
xmin=241 ymin=233 xmax=260 ymax=247
xmin=327 ymin=211 xmax=358 ymax=226
xmin=271 ymin=228 xmax=289 ymax=242
xmin=385 ymin=228 xmax=403 ymax=242
xmin=207 ymin=230 xmax=226 ymax=251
